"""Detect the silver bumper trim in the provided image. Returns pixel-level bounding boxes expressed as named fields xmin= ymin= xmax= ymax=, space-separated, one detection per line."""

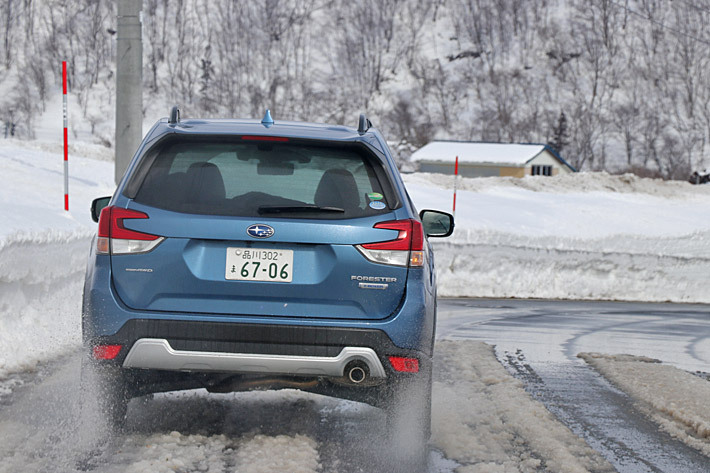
xmin=122 ymin=338 xmax=387 ymax=378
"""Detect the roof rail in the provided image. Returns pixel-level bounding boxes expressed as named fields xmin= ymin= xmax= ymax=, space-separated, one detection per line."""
xmin=168 ymin=105 xmax=180 ymax=124
xmin=357 ymin=114 xmax=372 ymax=134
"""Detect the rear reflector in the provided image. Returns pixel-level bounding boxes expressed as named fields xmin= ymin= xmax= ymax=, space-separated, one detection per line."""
xmin=93 ymin=345 xmax=122 ymax=360
xmin=96 ymin=237 xmax=110 ymax=254
xmin=241 ymin=135 xmax=289 ymax=142
xmin=389 ymin=356 xmax=419 ymax=373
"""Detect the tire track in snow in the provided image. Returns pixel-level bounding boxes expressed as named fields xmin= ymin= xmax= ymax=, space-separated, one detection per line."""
xmin=500 ymin=350 xmax=710 ymax=472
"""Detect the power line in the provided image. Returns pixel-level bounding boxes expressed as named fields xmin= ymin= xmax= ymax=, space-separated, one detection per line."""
xmin=608 ymin=0 xmax=710 ymax=47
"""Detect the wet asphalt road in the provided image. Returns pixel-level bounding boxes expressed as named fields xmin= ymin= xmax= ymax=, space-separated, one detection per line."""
xmin=437 ymin=298 xmax=710 ymax=473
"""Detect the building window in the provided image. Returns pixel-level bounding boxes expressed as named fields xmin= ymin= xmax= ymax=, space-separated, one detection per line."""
xmin=532 ymin=165 xmax=552 ymax=176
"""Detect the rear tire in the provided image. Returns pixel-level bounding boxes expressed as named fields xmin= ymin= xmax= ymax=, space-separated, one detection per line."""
xmin=384 ymin=363 xmax=432 ymax=473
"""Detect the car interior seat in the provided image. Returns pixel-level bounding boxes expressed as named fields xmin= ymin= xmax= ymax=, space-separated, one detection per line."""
xmin=314 ymin=168 xmax=360 ymax=213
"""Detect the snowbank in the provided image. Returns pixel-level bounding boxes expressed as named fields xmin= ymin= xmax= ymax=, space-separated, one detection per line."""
xmin=403 ymin=172 xmax=710 ymax=302
xmin=0 ymin=236 xmax=90 ymax=377
xmin=0 ymin=140 xmax=114 ymax=376
xmin=433 ymin=341 xmax=614 ymax=473
xmin=0 ymin=140 xmax=115 ymax=240
xmin=431 ymin=238 xmax=710 ymax=303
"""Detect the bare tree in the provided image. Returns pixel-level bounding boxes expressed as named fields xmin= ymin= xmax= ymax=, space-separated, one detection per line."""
xmin=3 ymin=0 xmax=710 ymax=178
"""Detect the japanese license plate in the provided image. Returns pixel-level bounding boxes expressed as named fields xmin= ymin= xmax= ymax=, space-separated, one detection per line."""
xmin=225 ymin=247 xmax=293 ymax=282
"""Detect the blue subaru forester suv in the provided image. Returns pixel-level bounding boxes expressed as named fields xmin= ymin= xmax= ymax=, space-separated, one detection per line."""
xmin=83 ymin=108 xmax=453 ymax=465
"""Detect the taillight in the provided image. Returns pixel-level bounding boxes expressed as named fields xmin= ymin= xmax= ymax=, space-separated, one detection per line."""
xmin=96 ymin=206 xmax=163 ymax=255
xmin=92 ymin=344 xmax=122 ymax=360
xmin=356 ymin=219 xmax=424 ymax=267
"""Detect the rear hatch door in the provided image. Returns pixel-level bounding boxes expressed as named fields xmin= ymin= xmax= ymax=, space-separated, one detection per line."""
xmin=110 ymin=137 xmax=409 ymax=321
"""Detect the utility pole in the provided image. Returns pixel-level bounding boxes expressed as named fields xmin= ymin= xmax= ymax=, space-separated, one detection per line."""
xmin=115 ymin=0 xmax=143 ymax=185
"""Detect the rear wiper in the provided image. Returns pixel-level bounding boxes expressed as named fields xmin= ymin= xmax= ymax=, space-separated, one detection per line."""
xmin=258 ymin=205 xmax=345 ymax=214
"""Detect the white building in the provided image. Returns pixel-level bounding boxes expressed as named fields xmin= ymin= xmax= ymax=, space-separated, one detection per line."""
xmin=409 ymin=141 xmax=576 ymax=178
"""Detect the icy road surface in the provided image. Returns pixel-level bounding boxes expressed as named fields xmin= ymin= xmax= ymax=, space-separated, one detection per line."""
xmin=2 ymin=299 xmax=708 ymax=472
xmin=0 ymin=351 xmax=453 ymax=473
xmin=438 ymin=298 xmax=710 ymax=472
xmin=0 ymin=321 xmax=614 ymax=473
xmin=0 ymin=340 xmax=612 ymax=473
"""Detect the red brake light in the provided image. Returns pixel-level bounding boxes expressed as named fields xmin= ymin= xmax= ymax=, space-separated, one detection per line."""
xmin=357 ymin=219 xmax=425 ymax=267
xmin=241 ymin=135 xmax=289 ymax=142
xmin=361 ymin=219 xmax=423 ymax=251
xmin=110 ymin=207 xmax=159 ymax=241
xmin=96 ymin=206 xmax=163 ymax=255
xmin=97 ymin=206 xmax=158 ymax=241
xmin=93 ymin=344 xmax=122 ymax=360
xmin=389 ymin=356 xmax=419 ymax=373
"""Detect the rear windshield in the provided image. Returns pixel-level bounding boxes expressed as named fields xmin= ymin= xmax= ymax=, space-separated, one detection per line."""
xmin=132 ymin=139 xmax=392 ymax=219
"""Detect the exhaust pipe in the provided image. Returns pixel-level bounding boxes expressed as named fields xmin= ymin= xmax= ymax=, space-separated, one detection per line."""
xmin=344 ymin=360 xmax=370 ymax=384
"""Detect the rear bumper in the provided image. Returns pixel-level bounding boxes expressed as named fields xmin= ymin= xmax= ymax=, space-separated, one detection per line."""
xmin=123 ymin=339 xmax=387 ymax=378
xmin=86 ymin=319 xmax=431 ymax=406
xmin=88 ymin=318 xmax=423 ymax=369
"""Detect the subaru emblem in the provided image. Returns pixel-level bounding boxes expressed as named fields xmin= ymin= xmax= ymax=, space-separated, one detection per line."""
xmin=246 ymin=224 xmax=275 ymax=239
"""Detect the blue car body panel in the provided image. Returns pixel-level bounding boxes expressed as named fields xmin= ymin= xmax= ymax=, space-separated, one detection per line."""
xmin=83 ymin=237 xmax=436 ymax=352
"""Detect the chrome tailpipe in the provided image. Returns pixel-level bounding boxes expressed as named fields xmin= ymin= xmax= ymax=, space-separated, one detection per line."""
xmin=344 ymin=360 xmax=370 ymax=384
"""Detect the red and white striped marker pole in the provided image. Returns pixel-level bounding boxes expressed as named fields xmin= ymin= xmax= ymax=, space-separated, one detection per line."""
xmin=62 ymin=61 xmax=69 ymax=211
xmin=453 ymin=155 xmax=459 ymax=217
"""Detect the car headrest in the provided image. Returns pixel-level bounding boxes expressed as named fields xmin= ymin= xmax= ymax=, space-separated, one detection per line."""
xmin=314 ymin=169 xmax=359 ymax=212
xmin=186 ymin=162 xmax=226 ymax=203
